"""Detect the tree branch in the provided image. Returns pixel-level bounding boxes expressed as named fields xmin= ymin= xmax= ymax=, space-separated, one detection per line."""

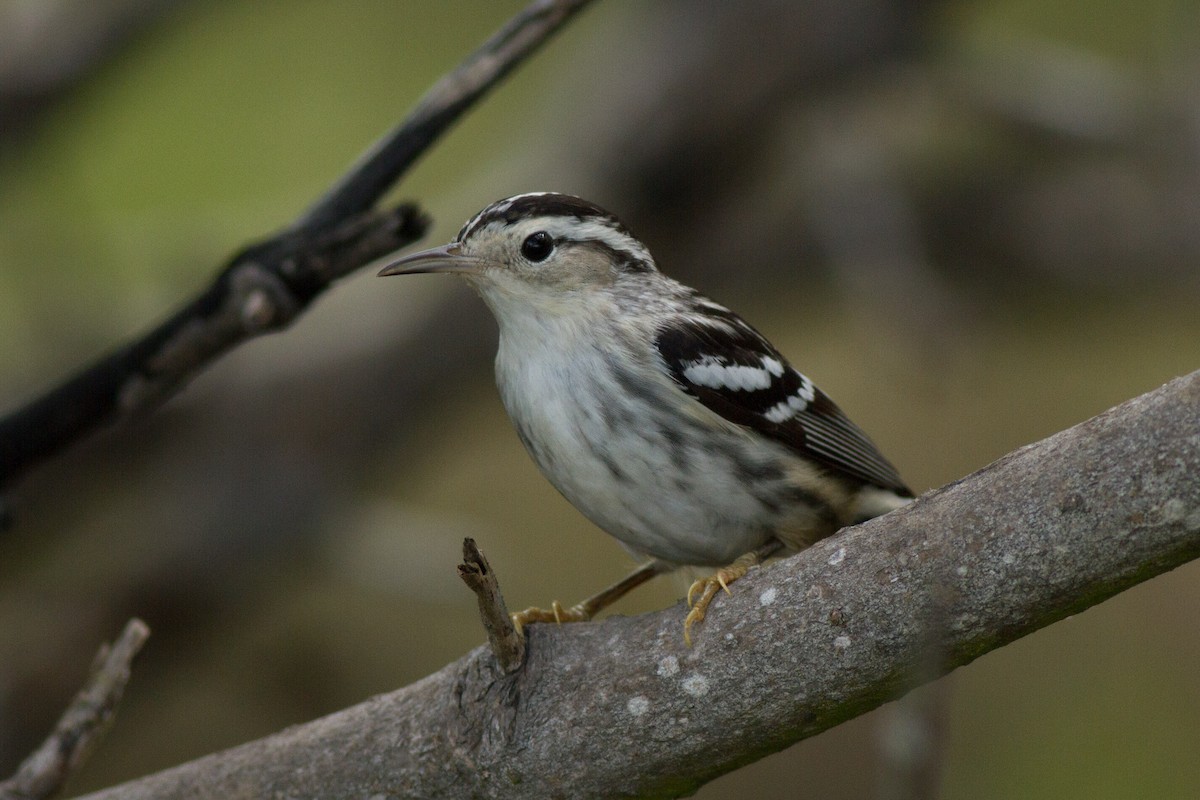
xmin=0 ymin=0 xmax=596 ymax=491
xmin=297 ymin=0 xmax=594 ymax=231
xmin=0 ymin=619 xmax=149 ymax=800
xmin=458 ymin=538 xmax=525 ymax=674
xmin=73 ymin=372 xmax=1200 ymax=799
xmin=0 ymin=207 xmax=425 ymax=491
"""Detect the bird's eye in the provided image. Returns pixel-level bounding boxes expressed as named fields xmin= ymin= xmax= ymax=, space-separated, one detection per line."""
xmin=520 ymin=231 xmax=554 ymax=262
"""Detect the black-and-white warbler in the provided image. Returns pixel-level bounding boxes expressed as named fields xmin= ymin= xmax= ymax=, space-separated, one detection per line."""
xmin=380 ymin=193 xmax=911 ymax=643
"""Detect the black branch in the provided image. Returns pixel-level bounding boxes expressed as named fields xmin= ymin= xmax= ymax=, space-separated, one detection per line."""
xmin=0 ymin=207 xmax=424 ymax=489
xmin=73 ymin=372 xmax=1200 ymax=799
xmin=0 ymin=0 xmax=596 ymax=491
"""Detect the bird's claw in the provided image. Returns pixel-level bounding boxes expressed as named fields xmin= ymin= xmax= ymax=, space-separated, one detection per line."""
xmin=683 ymin=580 xmax=722 ymax=646
xmin=511 ymin=601 xmax=590 ymax=636
xmin=682 ymin=553 xmax=762 ymax=646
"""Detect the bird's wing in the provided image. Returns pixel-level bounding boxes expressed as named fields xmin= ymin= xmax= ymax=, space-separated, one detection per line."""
xmin=653 ymin=307 xmax=910 ymax=495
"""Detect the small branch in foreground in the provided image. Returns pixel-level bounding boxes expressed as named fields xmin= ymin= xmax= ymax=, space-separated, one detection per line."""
xmin=458 ymin=538 xmax=524 ymax=673
xmin=0 ymin=619 xmax=150 ymax=800
xmin=71 ymin=371 xmax=1200 ymax=800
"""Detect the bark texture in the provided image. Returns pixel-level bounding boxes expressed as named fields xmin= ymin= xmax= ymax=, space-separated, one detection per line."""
xmin=75 ymin=371 xmax=1200 ymax=799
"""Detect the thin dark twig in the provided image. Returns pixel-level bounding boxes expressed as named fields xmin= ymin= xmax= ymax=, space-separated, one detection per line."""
xmin=299 ymin=0 xmax=595 ymax=231
xmin=0 ymin=619 xmax=150 ymax=800
xmin=0 ymin=206 xmax=424 ymax=490
xmin=0 ymin=0 xmax=596 ymax=492
xmin=458 ymin=538 xmax=524 ymax=673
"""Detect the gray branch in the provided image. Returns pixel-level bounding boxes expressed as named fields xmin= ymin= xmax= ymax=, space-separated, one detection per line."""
xmin=1 ymin=620 xmax=149 ymax=800
xmin=72 ymin=371 xmax=1199 ymax=798
xmin=458 ymin=538 xmax=525 ymax=674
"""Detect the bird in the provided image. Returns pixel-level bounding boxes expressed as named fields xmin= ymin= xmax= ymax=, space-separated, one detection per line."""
xmin=379 ymin=192 xmax=912 ymax=644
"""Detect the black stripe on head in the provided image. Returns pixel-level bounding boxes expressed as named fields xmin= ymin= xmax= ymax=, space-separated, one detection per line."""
xmin=457 ymin=193 xmax=627 ymax=241
xmin=575 ymin=239 xmax=655 ymax=274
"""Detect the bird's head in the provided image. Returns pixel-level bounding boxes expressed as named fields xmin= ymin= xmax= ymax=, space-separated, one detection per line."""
xmin=378 ymin=193 xmax=658 ymax=310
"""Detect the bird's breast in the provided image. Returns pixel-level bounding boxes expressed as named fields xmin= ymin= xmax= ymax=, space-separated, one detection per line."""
xmin=492 ymin=332 xmax=821 ymax=565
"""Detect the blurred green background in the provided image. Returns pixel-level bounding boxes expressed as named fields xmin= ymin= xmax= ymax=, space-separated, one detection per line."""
xmin=1 ymin=0 xmax=1198 ymax=797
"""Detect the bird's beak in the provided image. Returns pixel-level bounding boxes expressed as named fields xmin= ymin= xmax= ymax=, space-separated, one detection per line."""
xmin=377 ymin=242 xmax=483 ymax=276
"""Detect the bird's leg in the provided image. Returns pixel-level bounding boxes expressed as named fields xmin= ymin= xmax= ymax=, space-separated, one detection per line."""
xmin=684 ymin=540 xmax=784 ymax=646
xmin=511 ymin=559 xmax=673 ymax=635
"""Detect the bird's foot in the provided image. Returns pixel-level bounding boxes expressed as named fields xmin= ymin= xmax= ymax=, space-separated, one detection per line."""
xmin=511 ymin=601 xmax=590 ymax=636
xmin=508 ymin=560 xmax=672 ymax=637
xmin=683 ymin=550 xmax=765 ymax=646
